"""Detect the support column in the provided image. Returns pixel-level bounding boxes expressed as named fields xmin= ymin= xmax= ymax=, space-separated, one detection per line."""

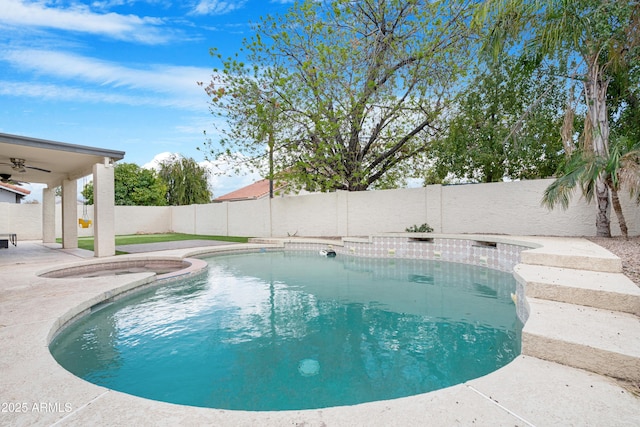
xmin=93 ymin=160 xmax=115 ymax=257
xmin=61 ymin=178 xmax=78 ymax=249
xmin=42 ymin=186 xmax=55 ymax=243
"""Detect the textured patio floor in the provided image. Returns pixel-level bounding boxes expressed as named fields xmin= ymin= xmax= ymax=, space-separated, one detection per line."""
xmin=0 ymin=237 xmax=638 ymax=426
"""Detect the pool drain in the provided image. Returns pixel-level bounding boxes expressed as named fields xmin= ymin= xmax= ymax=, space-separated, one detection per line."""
xmin=298 ymin=358 xmax=320 ymax=376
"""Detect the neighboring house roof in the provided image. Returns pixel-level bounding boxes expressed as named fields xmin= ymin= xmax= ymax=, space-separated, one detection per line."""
xmin=215 ymin=178 xmax=286 ymax=202
xmin=0 ymin=182 xmax=31 ymax=196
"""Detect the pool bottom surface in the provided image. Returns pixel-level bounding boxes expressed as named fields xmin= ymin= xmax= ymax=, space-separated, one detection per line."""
xmin=50 ymin=252 xmax=522 ymax=411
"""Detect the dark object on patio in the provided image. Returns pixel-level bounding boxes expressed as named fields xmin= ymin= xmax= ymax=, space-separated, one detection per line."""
xmin=0 ymin=233 xmax=17 ymax=249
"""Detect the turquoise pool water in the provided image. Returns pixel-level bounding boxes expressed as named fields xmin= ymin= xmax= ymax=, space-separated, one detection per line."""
xmin=50 ymin=251 xmax=522 ymax=411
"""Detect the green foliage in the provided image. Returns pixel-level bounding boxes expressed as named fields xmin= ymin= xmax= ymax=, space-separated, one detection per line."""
xmin=542 ymin=138 xmax=640 ymax=238
xmin=609 ymin=60 xmax=640 ymax=149
xmin=157 ymin=155 xmax=213 ymax=205
xmin=429 ymin=57 xmax=565 ymax=183
xmin=405 ymin=223 xmax=434 ymax=233
xmin=82 ymin=163 xmax=168 ymax=206
xmin=201 ymin=0 xmax=476 ymax=191
xmin=476 ymin=0 xmax=640 ymax=236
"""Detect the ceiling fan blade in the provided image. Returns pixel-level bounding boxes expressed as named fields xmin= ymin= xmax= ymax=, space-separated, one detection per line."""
xmin=26 ymin=165 xmax=51 ymax=173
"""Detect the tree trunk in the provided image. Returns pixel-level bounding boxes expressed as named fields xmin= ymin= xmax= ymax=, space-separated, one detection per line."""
xmin=585 ymin=59 xmax=611 ymax=237
xmin=609 ymin=186 xmax=629 ymax=239
xmin=594 ymin=177 xmax=611 ymax=237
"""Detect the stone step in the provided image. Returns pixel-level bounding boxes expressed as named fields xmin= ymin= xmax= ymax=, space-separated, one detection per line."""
xmin=519 ymin=238 xmax=622 ymax=273
xmin=522 ymin=298 xmax=640 ymax=382
xmin=515 ymin=264 xmax=640 ymax=316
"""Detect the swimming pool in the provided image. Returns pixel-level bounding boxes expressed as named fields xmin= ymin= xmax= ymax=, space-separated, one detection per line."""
xmin=50 ymin=251 xmax=522 ymax=411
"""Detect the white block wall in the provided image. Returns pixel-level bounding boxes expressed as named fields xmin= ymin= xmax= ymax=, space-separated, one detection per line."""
xmin=4 ymin=178 xmax=639 ymax=240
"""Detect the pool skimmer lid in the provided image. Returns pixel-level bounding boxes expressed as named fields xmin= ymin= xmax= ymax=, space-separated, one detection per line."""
xmin=298 ymin=358 xmax=320 ymax=376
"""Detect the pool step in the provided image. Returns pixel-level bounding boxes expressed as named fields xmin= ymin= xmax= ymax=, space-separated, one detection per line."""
xmin=522 ymin=298 xmax=640 ymax=382
xmin=516 ymin=238 xmax=640 ymax=383
xmin=519 ymin=239 xmax=622 ymax=273
xmin=515 ymin=264 xmax=640 ymax=316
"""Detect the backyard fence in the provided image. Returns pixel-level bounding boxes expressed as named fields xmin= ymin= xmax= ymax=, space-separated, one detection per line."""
xmin=1 ymin=178 xmax=638 ymax=240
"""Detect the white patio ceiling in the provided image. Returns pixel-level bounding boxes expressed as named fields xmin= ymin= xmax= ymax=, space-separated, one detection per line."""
xmin=0 ymin=132 xmax=125 ymax=188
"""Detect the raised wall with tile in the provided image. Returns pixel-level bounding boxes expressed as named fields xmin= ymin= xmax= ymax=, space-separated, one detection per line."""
xmin=283 ymin=236 xmax=527 ymax=273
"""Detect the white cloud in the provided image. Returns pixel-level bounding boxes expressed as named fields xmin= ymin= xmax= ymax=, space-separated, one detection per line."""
xmin=0 ymin=79 xmax=205 ymax=110
xmin=0 ymin=49 xmax=212 ymax=109
xmin=192 ymin=0 xmax=248 ymax=16
xmin=1 ymin=49 xmax=206 ymax=94
xmin=0 ymin=0 xmax=168 ymax=44
xmin=142 ymin=151 xmax=178 ymax=169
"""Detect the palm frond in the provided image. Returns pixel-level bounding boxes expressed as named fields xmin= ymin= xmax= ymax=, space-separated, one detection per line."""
xmin=618 ymin=142 xmax=640 ymax=203
xmin=542 ymin=151 xmax=588 ymax=209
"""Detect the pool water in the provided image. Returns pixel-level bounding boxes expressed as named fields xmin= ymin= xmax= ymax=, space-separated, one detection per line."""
xmin=50 ymin=251 xmax=522 ymax=411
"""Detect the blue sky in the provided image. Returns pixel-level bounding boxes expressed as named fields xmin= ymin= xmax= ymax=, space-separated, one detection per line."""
xmin=0 ymin=0 xmax=294 ymax=199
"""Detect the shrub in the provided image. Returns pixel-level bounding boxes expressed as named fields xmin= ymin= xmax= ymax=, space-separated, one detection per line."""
xmin=405 ymin=223 xmax=434 ymax=233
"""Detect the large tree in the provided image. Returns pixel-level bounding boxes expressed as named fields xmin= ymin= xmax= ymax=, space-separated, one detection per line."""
xmin=83 ymin=163 xmax=167 ymax=206
xmin=201 ymin=0 xmax=476 ymax=191
xmin=429 ymin=57 xmax=565 ymax=183
xmin=542 ymin=64 xmax=640 ymax=238
xmin=476 ymin=0 xmax=640 ymax=236
xmin=157 ymin=155 xmax=213 ymax=205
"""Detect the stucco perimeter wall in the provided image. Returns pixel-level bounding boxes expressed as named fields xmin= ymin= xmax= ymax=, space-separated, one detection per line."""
xmin=271 ymin=191 xmax=344 ymax=237
xmin=195 ymin=203 xmax=229 ymax=236
xmin=227 ymin=198 xmax=272 ymax=237
xmin=441 ymin=180 xmax=595 ymax=235
xmin=0 ymin=202 xmax=42 ymax=240
xmin=438 ymin=179 xmax=639 ymax=236
xmin=252 ymin=178 xmax=638 ymax=237
xmin=171 ymin=205 xmax=196 ymax=235
xmin=4 ymin=178 xmax=640 ymax=240
xmin=347 ymin=186 xmax=443 ymax=236
xmin=54 ymin=205 xmax=172 ymax=238
xmin=114 ymin=206 xmax=172 ymax=236
xmin=171 ymin=204 xmax=229 ymax=236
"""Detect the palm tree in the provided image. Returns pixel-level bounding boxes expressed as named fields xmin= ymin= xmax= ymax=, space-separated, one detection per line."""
xmin=542 ymin=138 xmax=640 ymax=238
xmin=475 ymin=0 xmax=639 ymax=236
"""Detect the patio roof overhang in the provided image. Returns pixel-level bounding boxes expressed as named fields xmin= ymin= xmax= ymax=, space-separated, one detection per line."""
xmin=0 ymin=132 xmax=125 ymax=188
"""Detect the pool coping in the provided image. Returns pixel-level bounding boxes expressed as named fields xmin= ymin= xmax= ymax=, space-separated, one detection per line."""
xmin=1 ymin=236 xmax=639 ymax=426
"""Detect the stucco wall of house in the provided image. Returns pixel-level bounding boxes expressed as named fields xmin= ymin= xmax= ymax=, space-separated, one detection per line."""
xmin=0 ymin=190 xmax=19 ymax=204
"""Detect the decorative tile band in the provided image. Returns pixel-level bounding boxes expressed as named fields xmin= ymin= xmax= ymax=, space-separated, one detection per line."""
xmin=283 ymin=236 xmax=527 ymax=273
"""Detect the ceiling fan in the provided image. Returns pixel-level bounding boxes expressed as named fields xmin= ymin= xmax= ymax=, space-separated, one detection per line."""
xmin=0 ymin=173 xmax=27 ymax=186
xmin=0 ymin=158 xmax=51 ymax=173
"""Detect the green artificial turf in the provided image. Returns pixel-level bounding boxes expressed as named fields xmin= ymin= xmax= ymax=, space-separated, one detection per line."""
xmin=57 ymin=233 xmax=250 ymax=252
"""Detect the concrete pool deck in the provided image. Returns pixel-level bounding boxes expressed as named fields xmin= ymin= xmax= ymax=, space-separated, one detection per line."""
xmin=0 ymin=237 xmax=638 ymax=426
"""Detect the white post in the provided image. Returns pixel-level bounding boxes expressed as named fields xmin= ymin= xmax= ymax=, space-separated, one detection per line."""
xmin=93 ymin=160 xmax=116 ymax=257
xmin=61 ymin=178 xmax=78 ymax=249
xmin=42 ymin=187 xmax=55 ymax=243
